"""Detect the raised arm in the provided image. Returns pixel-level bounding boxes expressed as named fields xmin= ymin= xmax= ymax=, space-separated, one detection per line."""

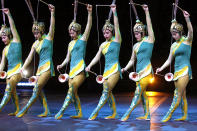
xmin=156 ymin=47 xmax=174 ymax=73
xmin=3 ymin=8 xmax=20 ymax=42
xmin=183 ymin=11 xmax=193 ymax=44
xmin=111 ymin=4 xmax=121 ymax=43
xmin=142 ymin=5 xmax=155 ymax=43
xmin=81 ymin=4 xmax=92 ymax=41
xmin=0 ymin=49 xmax=7 ymax=71
xmin=122 ymin=48 xmax=136 ymax=73
xmin=85 ymin=47 xmax=102 ymax=72
xmin=46 ymin=4 xmax=55 ymax=40
xmin=57 ymin=48 xmax=71 ymax=70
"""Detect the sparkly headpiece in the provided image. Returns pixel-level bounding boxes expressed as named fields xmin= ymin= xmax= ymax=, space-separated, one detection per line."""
xmin=133 ymin=20 xmax=145 ymax=33
xmin=102 ymin=20 xmax=114 ymax=32
xmin=0 ymin=25 xmax=12 ymax=38
xmin=32 ymin=21 xmax=45 ymax=34
xmin=170 ymin=19 xmax=183 ymax=33
xmin=68 ymin=21 xmax=81 ymax=34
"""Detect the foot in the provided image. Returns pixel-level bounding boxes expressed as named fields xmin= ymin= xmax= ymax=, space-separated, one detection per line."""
xmin=16 ymin=110 xmax=27 ymax=118
xmin=104 ymin=113 xmax=118 ymax=119
xmin=161 ymin=113 xmax=172 ymax=122
xmin=174 ymin=116 xmax=188 ymax=121
xmin=70 ymin=113 xmax=82 ymax=119
xmin=55 ymin=111 xmax=64 ymax=120
xmin=38 ymin=111 xmax=51 ymax=117
xmin=136 ymin=115 xmax=150 ymax=120
xmin=88 ymin=113 xmax=98 ymax=121
xmin=121 ymin=112 xmax=131 ymax=122
xmin=8 ymin=110 xmax=19 ymax=116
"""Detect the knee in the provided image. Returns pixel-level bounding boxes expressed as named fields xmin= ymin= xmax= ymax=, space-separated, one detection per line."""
xmin=102 ymin=87 xmax=110 ymax=96
xmin=134 ymin=88 xmax=142 ymax=96
xmin=5 ymin=83 xmax=14 ymax=93
xmin=32 ymin=86 xmax=41 ymax=96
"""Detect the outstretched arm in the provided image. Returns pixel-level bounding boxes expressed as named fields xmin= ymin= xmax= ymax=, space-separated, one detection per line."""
xmin=85 ymin=47 xmax=102 ymax=71
xmin=57 ymin=48 xmax=71 ymax=70
xmin=81 ymin=4 xmax=92 ymax=41
xmin=122 ymin=48 xmax=136 ymax=72
xmin=0 ymin=49 xmax=7 ymax=71
xmin=46 ymin=4 xmax=55 ymax=40
xmin=183 ymin=11 xmax=193 ymax=44
xmin=142 ymin=5 xmax=155 ymax=43
xmin=156 ymin=47 xmax=174 ymax=73
xmin=111 ymin=4 xmax=121 ymax=43
xmin=3 ymin=8 xmax=20 ymax=42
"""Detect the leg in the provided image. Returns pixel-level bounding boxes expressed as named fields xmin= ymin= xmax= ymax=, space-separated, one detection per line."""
xmin=55 ymin=72 xmax=85 ymax=119
xmin=104 ymin=92 xmax=118 ymax=119
xmin=161 ymin=75 xmax=189 ymax=122
xmin=136 ymin=91 xmax=150 ymax=120
xmin=70 ymin=91 xmax=82 ymax=118
xmin=37 ymin=90 xmax=51 ymax=117
xmin=175 ymin=89 xmax=188 ymax=121
xmin=121 ymin=83 xmax=143 ymax=121
xmin=70 ymin=72 xmax=85 ymax=118
xmin=16 ymin=71 xmax=50 ymax=117
xmin=0 ymin=83 xmax=12 ymax=112
xmin=55 ymin=85 xmax=74 ymax=119
xmin=121 ymin=74 xmax=151 ymax=121
xmin=0 ymin=74 xmax=21 ymax=114
xmin=88 ymin=72 xmax=120 ymax=120
xmin=8 ymin=87 xmax=20 ymax=116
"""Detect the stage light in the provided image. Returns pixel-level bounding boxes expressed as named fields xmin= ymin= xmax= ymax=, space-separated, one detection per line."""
xmin=150 ymin=77 xmax=155 ymax=83
xmin=23 ymin=70 xmax=28 ymax=76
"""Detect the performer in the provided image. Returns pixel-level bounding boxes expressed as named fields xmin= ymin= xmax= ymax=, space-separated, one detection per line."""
xmin=121 ymin=4 xmax=155 ymax=121
xmin=55 ymin=4 xmax=92 ymax=119
xmin=86 ymin=4 xmax=122 ymax=120
xmin=156 ymin=10 xmax=192 ymax=122
xmin=16 ymin=4 xmax=55 ymax=117
xmin=0 ymin=8 xmax=22 ymax=116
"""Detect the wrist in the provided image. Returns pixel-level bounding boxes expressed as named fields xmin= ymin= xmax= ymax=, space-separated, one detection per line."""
xmin=185 ymin=17 xmax=190 ymax=22
xmin=8 ymin=13 xmax=12 ymax=17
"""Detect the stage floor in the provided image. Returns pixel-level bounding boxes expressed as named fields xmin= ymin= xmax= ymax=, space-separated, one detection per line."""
xmin=0 ymin=92 xmax=197 ymax=131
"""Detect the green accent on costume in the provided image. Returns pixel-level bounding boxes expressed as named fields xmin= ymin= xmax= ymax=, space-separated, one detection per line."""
xmin=16 ymin=84 xmax=40 ymax=117
xmin=8 ymin=89 xmax=20 ymax=116
xmin=37 ymin=90 xmax=51 ymax=117
xmin=33 ymin=34 xmax=55 ymax=76
xmin=55 ymin=86 xmax=74 ymax=119
xmin=121 ymin=83 xmax=142 ymax=121
xmin=0 ymin=83 xmax=12 ymax=112
xmin=161 ymin=88 xmax=179 ymax=122
xmin=138 ymin=91 xmax=150 ymax=120
xmin=105 ymin=93 xmax=118 ymax=119
xmin=134 ymin=37 xmax=153 ymax=80
xmin=175 ymin=97 xmax=188 ymax=121
xmin=101 ymin=40 xmax=122 ymax=79
xmin=4 ymin=41 xmax=23 ymax=78
xmin=172 ymin=36 xmax=192 ymax=80
xmin=69 ymin=36 xmax=88 ymax=78
xmin=70 ymin=93 xmax=82 ymax=118
xmin=88 ymin=83 xmax=110 ymax=120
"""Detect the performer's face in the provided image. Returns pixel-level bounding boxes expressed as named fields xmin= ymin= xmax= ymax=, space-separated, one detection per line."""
xmin=103 ymin=30 xmax=112 ymax=41
xmin=34 ymin=31 xmax=42 ymax=40
xmin=69 ymin=30 xmax=78 ymax=40
xmin=1 ymin=35 xmax=10 ymax=45
xmin=134 ymin=31 xmax=143 ymax=42
xmin=171 ymin=31 xmax=181 ymax=41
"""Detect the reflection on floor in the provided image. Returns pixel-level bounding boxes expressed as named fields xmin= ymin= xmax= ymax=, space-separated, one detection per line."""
xmin=0 ymin=91 xmax=197 ymax=131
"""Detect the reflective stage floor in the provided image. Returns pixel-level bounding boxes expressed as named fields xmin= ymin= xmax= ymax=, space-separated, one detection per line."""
xmin=0 ymin=92 xmax=197 ymax=131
